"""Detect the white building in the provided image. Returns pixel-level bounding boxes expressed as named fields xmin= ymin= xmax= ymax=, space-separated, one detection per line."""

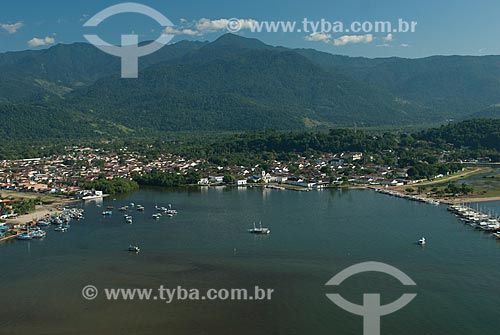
xmin=235 ymin=179 xmax=247 ymax=186
xmin=209 ymin=176 xmax=224 ymax=183
xmin=198 ymin=178 xmax=209 ymax=185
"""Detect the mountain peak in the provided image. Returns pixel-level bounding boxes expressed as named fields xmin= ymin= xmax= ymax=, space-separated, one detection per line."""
xmin=207 ymin=33 xmax=271 ymax=50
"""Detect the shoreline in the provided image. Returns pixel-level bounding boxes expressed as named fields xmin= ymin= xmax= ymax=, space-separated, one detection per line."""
xmin=2 ymin=193 xmax=79 ymax=225
xmin=440 ymin=196 xmax=500 ymax=204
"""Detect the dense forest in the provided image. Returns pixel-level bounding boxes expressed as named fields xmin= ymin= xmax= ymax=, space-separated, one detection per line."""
xmin=2 ymin=119 xmax=500 ymax=170
xmin=132 ymin=170 xmax=200 ymax=187
xmin=2 ymin=35 xmax=500 ymax=138
xmin=81 ymin=177 xmax=139 ymax=195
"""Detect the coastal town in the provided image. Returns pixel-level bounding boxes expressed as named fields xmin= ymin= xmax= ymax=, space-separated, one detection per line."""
xmin=0 ymin=143 xmax=499 ymax=245
xmin=1 ymin=144 xmax=496 ymax=242
xmin=0 ymin=145 xmax=444 ymax=195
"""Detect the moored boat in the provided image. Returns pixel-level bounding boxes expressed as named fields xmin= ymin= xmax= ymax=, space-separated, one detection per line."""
xmin=16 ymin=233 xmax=33 ymax=240
xmin=248 ymin=221 xmax=270 ymax=235
xmin=128 ymin=245 xmax=140 ymax=252
xmin=31 ymin=230 xmax=46 ymax=239
xmin=54 ymin=225 xmax=68 ymax=232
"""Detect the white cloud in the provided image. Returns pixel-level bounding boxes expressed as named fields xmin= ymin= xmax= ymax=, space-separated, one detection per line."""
xmin=383 ymin=33 xmax=394 ymax=42
xmin=164 ymin=26 xmax=201 ymax=36
xmin=332 ymin=34 xmax=374 ymax=46
xmin=27 ymin=36 xmax=56 ymax=48
xmin=163 ymin=18 xmax=259 ymax=36
xmin=400 ymin=43 xmax=410 ymax=48
xmin=305 ymin=32 xmax=331 ymax=43
xmin=197 ymin=18 xmax=258 ymax=34
xmin=1 ymin=22 xmax=24 ymax=34
xmin=376 ymin=43 xmax=391 ymax=48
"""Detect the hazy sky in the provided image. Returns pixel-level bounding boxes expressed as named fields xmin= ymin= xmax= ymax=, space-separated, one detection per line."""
xmin=0 ymin=0 xmax=497 ymax=58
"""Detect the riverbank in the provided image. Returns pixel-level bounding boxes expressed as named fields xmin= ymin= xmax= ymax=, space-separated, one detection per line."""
xmin=1 ymin=191 xmax=79 ymax=225
xmin=441 ymin=196 xmax=500 ymax=204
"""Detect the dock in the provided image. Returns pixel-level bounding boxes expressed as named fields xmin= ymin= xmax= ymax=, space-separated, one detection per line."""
xmin=448 ymin=204 xmax=500 ymax=235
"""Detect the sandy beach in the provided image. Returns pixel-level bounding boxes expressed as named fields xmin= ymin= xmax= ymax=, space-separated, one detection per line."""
xmin=2 ymin=194 xmax=79 ymax=225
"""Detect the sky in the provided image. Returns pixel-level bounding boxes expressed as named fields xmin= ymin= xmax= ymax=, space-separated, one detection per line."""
xmin=0 ymin=0 xmax=498 ymax=58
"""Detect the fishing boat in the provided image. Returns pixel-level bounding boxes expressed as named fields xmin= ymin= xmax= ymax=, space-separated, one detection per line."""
xmin=31 ymin=230 xmax=46 ymax=239
xmin=155 ymin=204 xmax=167 ymax=212
xmin=16 ymin=233 xmax=33 ymax=240
xmin=156 ymin=204 xmax=178 ymax=215
xmin=418 ymin=237 xmax=426 ymax=245
xmin=248 ymin=222 xmax=270 ymax=234
xmin=82 ymin=190 xmax=103 ymax=201
xmin=54 ymin=225 xmax=68 ymax=232
xmin=119 ymin=206 xmax=129 ymax=211
xmin=124 ymin=215 xmax=133 ymax=224
xmin=128 ymin=245 xmax=140 ymax=252
xmin=152 ymin=213 xmax=162 ymax=220
xmin=136 ymin=205 xmax=145 ymax=211
xmin=37 ymin=221 xmax=50 ymax=227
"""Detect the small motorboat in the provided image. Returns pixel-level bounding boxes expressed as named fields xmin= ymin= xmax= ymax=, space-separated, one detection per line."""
xmin=102 ymin=210 xmax=113 ymax=216
xmin=418 ymin=237 xmax=426 ymax=245
xmin=152 ymin=213 xmax=162 ymax=220
xmin=128 ymin=245 xmax=140 ymax=252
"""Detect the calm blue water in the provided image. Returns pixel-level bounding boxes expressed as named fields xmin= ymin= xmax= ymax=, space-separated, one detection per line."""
xmin=1 ymin=187 xmax=500 ymax=335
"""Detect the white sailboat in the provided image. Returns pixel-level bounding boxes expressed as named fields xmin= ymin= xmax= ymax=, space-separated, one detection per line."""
xmin=248 ymin=221 xmax=270 ymax=234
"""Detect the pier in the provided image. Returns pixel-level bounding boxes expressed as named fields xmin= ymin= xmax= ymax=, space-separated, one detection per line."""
xmin=448 ymin=204 xmax=500 ymax=235
xmin=374 ymin=188 xmax=440 ymax=206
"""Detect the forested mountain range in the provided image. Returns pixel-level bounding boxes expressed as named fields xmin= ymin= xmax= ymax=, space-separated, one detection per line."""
xmin=1 ymin=34 xmax=500 ymax=139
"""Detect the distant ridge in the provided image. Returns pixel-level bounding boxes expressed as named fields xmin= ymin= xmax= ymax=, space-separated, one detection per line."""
xmin=1 ymin=34 xmax=500 ymax=138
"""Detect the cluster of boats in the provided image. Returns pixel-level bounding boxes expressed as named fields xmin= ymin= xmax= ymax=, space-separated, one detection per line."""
xmin=104 ymin=203 xmax=149 ymax=217
xmin=375 ymin=189 xmax=440 ymax=206
xmin=16 ymin=208 xmax=84 ymax=240
xmin=448 ymin=204 xmax=500 ymax=233
xmin=115 ymin=203 xmax=179 ymax=222
xmin=153 ymin=204 xmax=178 ymax=219
xmin=16 ymin=229 xmax=47 ymax=240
